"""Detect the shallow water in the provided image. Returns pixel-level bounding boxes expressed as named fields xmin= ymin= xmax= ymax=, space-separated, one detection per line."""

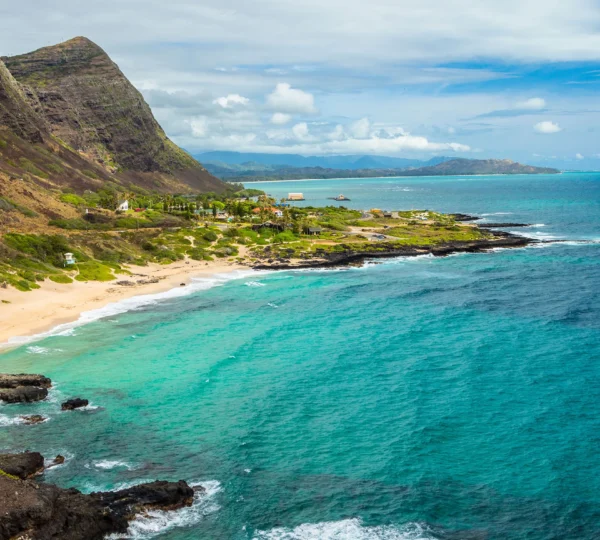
xmin=1 ymin=173 xmax=599 ymax=539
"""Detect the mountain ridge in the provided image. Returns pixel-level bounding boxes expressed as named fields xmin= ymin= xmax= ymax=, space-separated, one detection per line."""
xmin=0 ymin=37 xmax=225 ymax=194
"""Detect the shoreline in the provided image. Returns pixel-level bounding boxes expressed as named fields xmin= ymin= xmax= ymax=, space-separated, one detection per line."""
xmin=0 ymin=258 xmax=249 ymax=351
xmin=0 ymin=230 xmax=545 ymax=351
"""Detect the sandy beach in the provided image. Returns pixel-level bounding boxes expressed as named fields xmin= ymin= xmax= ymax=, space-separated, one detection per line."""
xmin=0 ymin=257 xmax=248 ymax=349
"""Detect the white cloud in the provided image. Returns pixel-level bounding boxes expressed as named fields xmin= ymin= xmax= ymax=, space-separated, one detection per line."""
xmin=266 ymin=83 xmax=318 ymax=114
xmin=292 ymin=122 xmax=311 ymax=140
xmin=213 ymin=94 xmax=249 ymax=108
xmin=534 ymin=121 xmax=562 ymax=134
xmin=575 ymin=153 xmax=584 ymax=160
xmin=270 ymin=112 xmax=292 ymax=125
xmin=328 ymin=124 xmax=346 ymax=141
xmin=189 ymin=117 xmax=209 ymax=137
xmin=350 ymin=118 xmax=371 ymax=138
xmin=517 ymin=97 xmax=546 ymax=110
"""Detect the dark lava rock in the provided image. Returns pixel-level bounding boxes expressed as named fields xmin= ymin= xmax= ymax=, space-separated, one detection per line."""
xmin=0 ymin=374 xmax=51 ymax=388
xmin=20 ymin=415 xmax=46 ymax=425
xmin=478 ymin=222 xmax=531 ymax=228
xmin=0 ymin=451 xmax=45 ymax=479
xmin=46 ymin=455 xmax=65 ymax=469
xmin=0 ymin=459 xmax=196 ymax=540
xmin=0 ymin=386 xmax=48 ymax=403
xmin=61 ymin=398 xmax=89 ymax=410
xmin=0 ymin=374 xmax=51 ymax=404
xmin=450 ymin=213 xmax=480 ymax=221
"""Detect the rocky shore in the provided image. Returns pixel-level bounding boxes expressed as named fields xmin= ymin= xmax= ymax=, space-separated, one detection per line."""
xmin=0 ymin=374 xmax=51 ymax=403
xmin=252 ymin=230 xmax=534 ymax=270
xmin=0 ymin=451 xmax=197 ymax=540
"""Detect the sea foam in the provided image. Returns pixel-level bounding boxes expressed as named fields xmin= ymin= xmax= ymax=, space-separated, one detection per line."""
xmin=253 ymin=519 xmax=436 ymax=540
xmin=107 ymin=480 xmax=221 ymax=539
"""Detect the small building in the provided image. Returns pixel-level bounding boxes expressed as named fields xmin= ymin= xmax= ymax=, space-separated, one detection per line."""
xmin=383 ymin=212 xmax=393 ymax=218
xmin=252 ymin=221 xmax=285 ymax=232
xmin=117 ymin=200 xmax=129 ymax=211
xmin=287 ymin=193 xmax=305 ymax=201
xmin=305 ymin=226 xmax=323 ymax=235
xmin=273 ymin=210 xmax=284 ymax=218
xmin=64 ymin=253 xmax=76 ymax=265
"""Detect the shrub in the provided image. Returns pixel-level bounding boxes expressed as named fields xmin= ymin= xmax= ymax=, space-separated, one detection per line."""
xmin=273 ymin=231 xmax=297 ymax=243
xmin=49 ymin=274 xmax=73 ymax=284
xmin=3 ymin=234 xmax=71 ymax=267
xmin=60 ymin=193 xmax=86 ymax=206
xmin=74 ymin=261 xmax=115 ymax=282
xmin=203 ymin=230 xmax=218 ymax=242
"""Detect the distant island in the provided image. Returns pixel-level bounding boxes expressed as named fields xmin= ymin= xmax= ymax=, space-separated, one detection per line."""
xmin=199 ymin=155 xmax=560 ymax=182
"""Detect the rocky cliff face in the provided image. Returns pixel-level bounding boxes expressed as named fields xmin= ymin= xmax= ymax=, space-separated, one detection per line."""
xmin=0 ymin=37 xmax=224 ymax=193
xmin=0 ymin=59 xmax=47 ymax=144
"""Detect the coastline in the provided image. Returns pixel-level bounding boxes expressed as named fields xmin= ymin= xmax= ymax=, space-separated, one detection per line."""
xmin=0 ymin=231 xmax=539 ymax=350
xmin=0 ymin=258 xmax=248 ymax=350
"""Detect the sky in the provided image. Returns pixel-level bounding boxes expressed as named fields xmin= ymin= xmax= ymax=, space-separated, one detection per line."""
xmin=1 ymin=0 xmax=600 ymax=169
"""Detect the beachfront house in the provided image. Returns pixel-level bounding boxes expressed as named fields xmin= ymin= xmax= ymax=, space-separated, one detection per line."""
xmin=287 ymin=193 xmax=305 ymax=201
xmin=117 ymin=200 xmax=129 ymax=211
xmin=305 ymin=226 xmax=323 ymax=235
xmin=64 ymin=253 xmax=76 ymax=266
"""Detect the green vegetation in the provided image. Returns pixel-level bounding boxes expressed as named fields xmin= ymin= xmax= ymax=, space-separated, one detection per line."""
xmin=60 ymin=193 xmax=87 ymax=206
xmin=1 ymin=184 xmax=497 ymax=291
xmin=74 ymin=261 xmax=116 ymax=282
xmin=18 ymin=157 xmax=48 ymax=179
xmin=49 ymin=274 xmax=73 ymax=284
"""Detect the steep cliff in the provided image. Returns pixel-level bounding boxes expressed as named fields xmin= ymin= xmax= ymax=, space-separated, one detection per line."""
xmin=0 ymin=59 xmax=47 ymax=144
xmin=0 ymin=37 xmax=224 ymax=193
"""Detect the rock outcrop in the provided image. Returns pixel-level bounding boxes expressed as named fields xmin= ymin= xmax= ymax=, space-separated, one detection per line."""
xmin=2 ymin=37 xmax=225 ymax=193
xmin=0 ymin=373 xmax=51 ymax=403
xmin=0 ymin=451 xmax=45 ymax=479
xmin=61 ymin=398 xmax=89 ymax=410
xmin=0 ymin=474 xmax=196 ymax=540
xmin=0 ymin=450 xmax=197 ymax=540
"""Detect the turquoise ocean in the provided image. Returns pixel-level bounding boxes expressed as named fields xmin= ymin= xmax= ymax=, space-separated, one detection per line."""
xmin=1 ymin=173 xmax=599 ymax=539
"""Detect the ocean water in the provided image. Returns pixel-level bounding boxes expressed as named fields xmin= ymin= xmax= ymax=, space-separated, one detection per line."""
xmin=1 ymin=173 xmax=599 ymax=539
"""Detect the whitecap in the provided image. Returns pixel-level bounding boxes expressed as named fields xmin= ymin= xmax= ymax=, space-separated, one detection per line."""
xmin=0 ymin=414 xmax=25 ymax=426
xmin=97 ymin=460 xmax=136 ymax=470
xmin=245 ymin=281 xmax=266 ymax=287
xmin=253 ymin=519 xmax=436 ymax=540
xmin=480 ymin=212 xmax=513 ymax=216
xmin=26 ymin=346 xmax=50 ymax=354
xmin=267 ymin=302 xmax=279 ymax=308
xmin=107 ymin=480 xmax=221 ymax=539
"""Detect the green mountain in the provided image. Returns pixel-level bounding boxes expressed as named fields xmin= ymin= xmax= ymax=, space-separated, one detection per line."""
xmin=0 ymin=37 xmax=224 ymax=194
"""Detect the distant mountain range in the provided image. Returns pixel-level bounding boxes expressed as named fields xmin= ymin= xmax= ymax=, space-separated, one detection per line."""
xmin=196 ymin=151 xmax=451 ymax=171
xmin=197 ymin=153 xmax=560 ymax=182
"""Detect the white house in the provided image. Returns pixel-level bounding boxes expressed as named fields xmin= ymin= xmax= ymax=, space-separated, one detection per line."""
xmin=64 ymin=253 xmax=76 ymax=265
xmin=273 ymin=210 xmax=284 ymax=218
xmin=117 ymin=200 xmax=129 ymax=211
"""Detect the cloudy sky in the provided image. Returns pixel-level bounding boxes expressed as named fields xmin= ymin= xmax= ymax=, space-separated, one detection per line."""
xmin=2 ymin=0 xmax=600 ymax=168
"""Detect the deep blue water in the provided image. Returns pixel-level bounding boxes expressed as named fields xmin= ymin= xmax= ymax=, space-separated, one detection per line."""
xmin=0 ymin=173 xmax=599 ymax=539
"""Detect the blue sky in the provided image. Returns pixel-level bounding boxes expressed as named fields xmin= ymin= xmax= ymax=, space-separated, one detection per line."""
xmin=2 ymin=0 xmax=600 ymax=168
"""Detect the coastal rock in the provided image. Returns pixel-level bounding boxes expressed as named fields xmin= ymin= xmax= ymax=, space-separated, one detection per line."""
xmin=0 ymin=453 xmax=196 ymax=540
xmin=478 ymin=222 xmax=531 ymax=228
xmin=0 ymin=451 xmax=45 ymax=479
xmin=0 ymin=374 xmax=52 ymax=388
xmin=0 ymin=385 xmax=48 ymax=403
xmin=0 ymin=373 xmax=51 ymax=404
xmin=20 ymin=414 xmax=46 ymax=425
xmin=47 ymin=455 xmax=65 ymax=468
xmin=61 ymin=398 xmax=89 ymax=410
